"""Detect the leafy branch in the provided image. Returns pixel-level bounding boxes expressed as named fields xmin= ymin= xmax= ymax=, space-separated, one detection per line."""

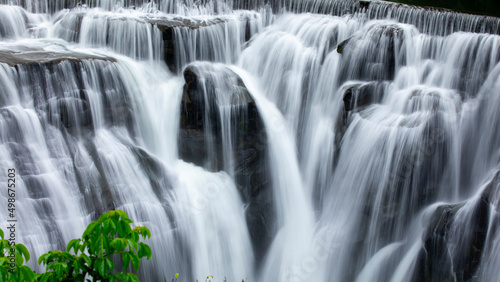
xmin=1 ymin=210 xmax=151 ymax=282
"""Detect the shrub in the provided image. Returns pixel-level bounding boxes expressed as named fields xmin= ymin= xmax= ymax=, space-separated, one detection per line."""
xmin=1 ymin=210 xmax=151 ymax=282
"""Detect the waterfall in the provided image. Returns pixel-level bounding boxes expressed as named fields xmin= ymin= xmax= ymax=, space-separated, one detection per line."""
xmin=1 ymin=0 xmax=500 ymax=281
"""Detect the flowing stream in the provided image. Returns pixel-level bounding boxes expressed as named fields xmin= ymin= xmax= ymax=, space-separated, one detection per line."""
xmin=1 ymin=0 xmax=500 ymax=281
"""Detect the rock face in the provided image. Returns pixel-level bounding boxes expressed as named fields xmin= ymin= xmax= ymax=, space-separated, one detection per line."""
xmin=337 ymin=23 xmax=405 ymax=82
xmin=342 ymin=81 xmax=388 ymax=114
xmin=155 ymin=16 xmax=227 ymax=72
xmin=178 ymin=62 xmax=274 ymax=261
xmin=0 ymin=51 xmax=130 ymax=136
xmin=0 ymin=44 xmax=115 ymax=67
xmin=412 ymin=172 xmax=499 ymax=282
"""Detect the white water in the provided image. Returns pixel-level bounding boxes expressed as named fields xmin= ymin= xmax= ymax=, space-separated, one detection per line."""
xmin=1 ymin=0 xmax=500 ymax=281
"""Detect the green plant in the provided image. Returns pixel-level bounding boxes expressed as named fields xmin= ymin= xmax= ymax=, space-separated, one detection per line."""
xmin=38 ymin=210 xmax=152 ymax=282
xmin=0 ymin=210 xmax=151 ymax=282
xmin=0 ymin=229 xmax=38 ymax=281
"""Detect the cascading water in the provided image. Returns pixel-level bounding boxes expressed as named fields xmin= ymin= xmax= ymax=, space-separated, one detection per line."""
xmin=1 ymin=0 xmax=500 ymax=281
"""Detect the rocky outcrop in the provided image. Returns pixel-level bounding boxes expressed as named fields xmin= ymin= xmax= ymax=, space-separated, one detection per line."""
xmin=155 ymin=12 xmax=259 ymax=72
xmin=337 ymin=23 xmax=405 ymax=82
xmin=155 ymin=17 xmax=224 ymax=75
xmin=342 ymin=81 xmax=388 ymax=114
xmin=178 ymin=62 xmax=273 ymax=261
xmin=338 ymin=81 xmax=389 ymax=140
xmin=52 ymin=95 xmax=93 ymax=130
xmin=412 ymin=172 xmax=499 ymax=281
xmin=0 ymin=50 xmax=133 ymax=137
xmin=0 ymin=43 xmax=115 ymax=67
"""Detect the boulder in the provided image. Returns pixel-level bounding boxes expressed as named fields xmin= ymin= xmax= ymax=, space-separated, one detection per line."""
xmin=337 ymin=23 xmax=404 ymax=81
xmin=178 ymin=62 xmax=273 ymax=261
xmin=412 ymin=172 xmax=498 ymax=281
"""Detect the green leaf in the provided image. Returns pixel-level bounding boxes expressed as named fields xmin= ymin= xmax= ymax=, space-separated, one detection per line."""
xmin=109 ymin=211 xmax=118 ymax=221
xmin=105 ymin=257 xmax=114 ymax=273
xmin=93 ymin=237 xmax=104 ymax=257
xmin=122 ymin=218 xmax=133 ymax=225
xmin=45 ymin=251 xmax=58 ymax=264
xmin=140 ymin=227 xmax=151 ymax=239
xmin=15 ymin=250 xmax=24 ymax=266
xmin=127 ymin=239 xmax=139 ymax=252
xmin=53 ymin=262 xmax=68 ymax=278
xmin=0 ymin=239 xmax=6 ymax=251
xmin=109 ymin=220 xmax=117 ymax=235
xmin=103 ymin=219 xmax=112 ymax=235
xmin=130 ymin=253 xmax=140 ymax=271
xmin=67 ymin=239 xmax=81 ymax=253
xmin=130 ymin=231 xmax=139 ymax=242
xmin=39 ymin=272 xmax=52 ymax=282
xmin=111 ymin=238 xmax=125 ymax=252
xmin=0 ymin=229 xmax=4 ymax=240
xmin=73 ymin=259 xmax=82 ymax=274
xmin=95 ymin=258 xmax=106 ymax=278
xmin=103 ymin=237 xmax=112 ymax=255
xmin=175 ymin=273 xmax=179 ymax=279
xmin=61 ymin=252 xmax=76 ymax=262
xmin=138 ymin=243 xmax=152 ymax=260
xmin=83 ymin=222 xmax=99 ymax=239
xmin=19 ymin=265 xmax=36 ymax=281
xmin=0 ymin=257 xmax=8 ymax=266
xmin=122 ymin=252 xmax=131 ymax=270
xmin=15 ymin=244 xmax=30 ymax=262
xmin=118 ymin=221 xmax=132 ymax=237
xmin=80 ymin=253 xmax=91 ymax=266
xmin=115 ymin=210 xmax=128 ymax=220
xmin=128 ymin=273 xmax=140 ymax=282
xmin=38 ymin=253 xmax=51 ymax=265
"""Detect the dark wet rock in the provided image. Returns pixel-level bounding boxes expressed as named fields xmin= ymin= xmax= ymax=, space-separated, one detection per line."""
xmin=339 ymin=81 xmax=389 ymax=136
xmin=336 ymin=36 xmax=351 ymax=54
xmin=359 ymin=1 xmax=371 ymax=10
xmin=155 ymin=12 xmax=259 ymax=72
xmin=82 ymin=139 xmax=117 ymax=215
xmin=178 ymin=62 xmax=273 ymax=262
xmin=245 ymin=187 xmax=275 ymax=263
xmin=413 ymin=203 xmax=463 ymax=282
xmin=53 ymin=96 xmax=93 ymax=129
xmin=130 ymin=146 xmax=173 ymax=199
xmin=159 ymin=26 xmax=176 ymax=72
xmin=342 ymin=81 xmax=388 ymax=113
xmin=338 ymin=24 xmax=404 ymax=81
xmin=343 ymin=88 xmax=353 ymax=113
xmin=413 ymin=172 xmax=498 ymax=282
xmin=179 ymin=63 xmax=256 ymax=171
xmin=155 ymin=17 xmax=227 ymax=72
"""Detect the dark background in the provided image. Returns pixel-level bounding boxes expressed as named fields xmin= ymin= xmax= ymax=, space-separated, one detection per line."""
xmin=385 ymin=0 xmax=499 ymax=17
